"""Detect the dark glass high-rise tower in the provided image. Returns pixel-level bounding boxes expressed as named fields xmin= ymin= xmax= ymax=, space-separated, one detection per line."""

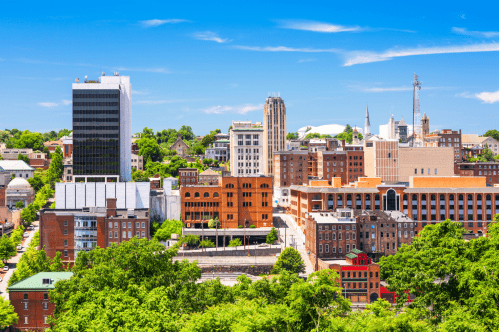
xmin=72 ymin=75 xmax=131 ymax=182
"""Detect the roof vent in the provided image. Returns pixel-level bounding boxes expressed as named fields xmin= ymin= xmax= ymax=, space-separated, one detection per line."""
xmin=42 ymin=278 xmax=52 ymax=285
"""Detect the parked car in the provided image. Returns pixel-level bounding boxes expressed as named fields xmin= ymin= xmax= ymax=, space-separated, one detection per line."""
xmin=3 ymin=266 xmax=9 ymax=272
xmin=16 ymin=245 xmax=22 ymax=251
xmin=23 ymin=232 xmax=29 ymax=238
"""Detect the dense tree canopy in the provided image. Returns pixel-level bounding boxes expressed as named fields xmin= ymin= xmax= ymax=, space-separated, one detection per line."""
xmin=271 ymin=247 xmax=306 ymax=274
xmin=138 ymin=137 xmax=164 ymax=162
xmin=484 ymin=129 xmax=499 ymax=141
xmin=286 ymin=132 xmax=299 ymax=140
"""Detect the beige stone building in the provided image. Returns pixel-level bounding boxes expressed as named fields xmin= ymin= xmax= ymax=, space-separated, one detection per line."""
xmin=364 ymin=140 xmax=454 ymax=182
xmin=263 ymin=97 xmax=286 ymax=175
xmin=462 ymin=134 xmax=499 ymax=156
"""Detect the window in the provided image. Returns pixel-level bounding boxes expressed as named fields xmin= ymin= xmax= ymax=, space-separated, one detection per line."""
xmin=24 ymin=293 xmax=28 ymax=300
xmin=114 ymin=231 xmax=118 ymax=238
xmin=142 ymin=222 xmax=145 ymax=228
xmin=114 ymin=222 xmax=118 ymax=228
xmin=64 ymin=229 xmax=68 ymax=236
xmin=123 ymin=231 xmax=126 ymax=238
xmin=142 ymin=231 xmax=145 ymax=238
xmin=136 ymin=222 xmax=140 ymax=228
xmin=108 ymin=222 xmax=112 ymax=228
xmin=64 ymin=250 xmax=68 ymax=257
xmin=43 ymin=302 xmax=48 ymax=310
xmin=109 ymin=231 xmax=112 ymax=238
xmin=24 ymin=316 xmax=28 ymax=324
xmin=64 ymin=240 xmax=67 ymax=247
xmin=44 ymin=316 xmax=48 ymax=324
xmin=319 ymin=244 xmax=323 ymax=253
xmin=122 ymin=222 xmax=126 ymax=228
xmin=64 ymin=220 xmax=68 ymax=226
xmin=44 ymin=293 xmax=48 ymax=300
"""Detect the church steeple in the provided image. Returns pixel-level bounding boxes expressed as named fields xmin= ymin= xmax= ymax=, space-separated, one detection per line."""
xmin=364 ymin=105 xmax=371 ymax=136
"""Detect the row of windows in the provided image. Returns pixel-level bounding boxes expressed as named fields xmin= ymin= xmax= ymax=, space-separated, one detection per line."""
xmin=73 ymin=126 xmax=119 ymax=131
xmin=73 ymin=133 xmax=119 ymax=139
xmin=185 ymin=201 xmax=219 ymax=207
xmin=109 ymin=221 xmax=146 ymax=229
xmin=73 ymin=102 xmax=119 ymax=106
xmin=318 ymin=224 xmax=356 ymax=231
xmin=73 ymin=109 xmax=119 ymax=114
xmin=341 ymin=271 xmax=379 ymax=278
xmin=73 ymin=93 xmax=119 ymax=99
xmin=185 ymin=192 xmax=219 ymax=198
xmin=109 ymin=231 xmax=145 ymax=238
xmin=319 ymin=232 xmax=356 ymax=240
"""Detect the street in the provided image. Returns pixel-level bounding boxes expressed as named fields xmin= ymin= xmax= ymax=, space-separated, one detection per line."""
xmin=0 ymin=222 xmax=39 ymax=299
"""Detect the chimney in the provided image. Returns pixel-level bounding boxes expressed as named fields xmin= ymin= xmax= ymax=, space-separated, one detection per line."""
xmin=341 ymin=140 xmax=346 ymax=149
xmin=106 ymin=198 xmax=117 ymax=218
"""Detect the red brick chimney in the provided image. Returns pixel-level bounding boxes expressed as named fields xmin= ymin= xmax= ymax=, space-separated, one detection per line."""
xmin=341 ymin=139 xmax=346 ymax=149
xmin=106 ymin=198 xmax=117 ymax=217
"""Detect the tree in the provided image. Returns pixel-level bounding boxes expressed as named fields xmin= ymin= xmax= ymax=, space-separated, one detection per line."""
xmin=27 ymin=174 xmax=45 ymax=192
xmin=484 ymin=129 xmax=499 ymax=141
xmin=0 ymin=235 xmax=17 ymax=264
xmin=271 ymin=247 xmax=305 ymax=274
xmin=266 ymin=227 xmax=278 ymax=244
xmin=228 ymin=238 xmax=242 ymax=247
xmin=138 ymin=137 xmax=164 ymax=163
xmin=179 ymin=125 xmax=195 ymax=140
xmin=14 ymin=130 xmax=44 ymax=151
xmin=20 ymin=204 xmax=36 ymax=227
xmin=181 ymin=234 xmax=200 ymax=248
xmin=0 ymin=297 xmax=18 ymax=328
xmin=208 ymin=218 xmax=220 ymax=229
xmin=11 ymin=226 xmax=24 ymax=246
xmin=47 ymin=146 xmax=63 ymax=184
xmin=286 ymin=132 xmax=299 ymax=140
xmin=199 ymin=239 xmax=215 ymax=249
xmin=154 ymin=219 xmax=183 ymax=241
xmin=132 ymin=170 xmax=149 ymax=182
xmin=17 ymin=153 xmax=29 ymax=164
xmin=304 ymin=132 xmax=321 ymax=140
xmin=15 ymin=201 xmax=24 ymax=209
xmin=228 ymin=125 xmax=233 ymax=133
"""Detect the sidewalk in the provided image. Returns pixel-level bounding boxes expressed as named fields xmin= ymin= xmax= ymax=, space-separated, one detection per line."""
xmin=0 ymin=222 xmax=38 ymax=299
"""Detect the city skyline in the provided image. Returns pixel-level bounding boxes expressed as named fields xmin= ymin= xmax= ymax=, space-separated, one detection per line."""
xmin=1 ymin=1 xmax=498 ymax=136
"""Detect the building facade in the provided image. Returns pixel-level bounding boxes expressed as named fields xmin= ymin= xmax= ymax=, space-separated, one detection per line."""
xmin=198 ymin=168 xmax=221 ymax=185
xmin=40 ymin=198 xmax=149 ymax=262
xmin=72 ymin=74 xmax=131 ymax=182
xmin=179 ymin=168 xmax=198 ymax=186
xmin=457 ymin=161 xmax=499 ymax=186
xmin=424 ymin=129 xmax=462 ymax=162
xmin=8 ymin=272 xmax=73 ymax=331
xmin=0 ymin=160 xmax=35 ymax=179
xmin=230 ymin=121 xmax=264 ymax=177
xmin=180 ymin=176 xmax=273 ymax=228
xmin=263 ymin=97 xmax=286 ymax=175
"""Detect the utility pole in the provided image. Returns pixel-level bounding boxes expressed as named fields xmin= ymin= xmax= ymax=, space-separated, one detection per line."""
xmin=254 ymin=241 xmax=257 ymax=266
xmin=216 ymin=223 xmax=218 ymax=251
xmin=223 ymin=227 xmax=226 ymax=251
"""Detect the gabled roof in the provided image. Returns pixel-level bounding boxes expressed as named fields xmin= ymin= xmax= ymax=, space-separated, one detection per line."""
xmin=8 ymin=272 xmax=73 ymax=291
xmin=0 ymin=160 xmax=35 ymax=171
xmin=346 ymin=253 xmax=357 ymax=259
xmin=199 ymin=168 xmax=220 ymax=176
xmin=462 ymin=134 xmax=487 ymax=145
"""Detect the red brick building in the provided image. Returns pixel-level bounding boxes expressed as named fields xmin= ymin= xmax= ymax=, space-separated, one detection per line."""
xmin=39 ymin=198 xmax=149 ymax=262
xmin=8 ymin=272 xmax=73 ymax=331
xmin=424 ymin=129 xmax=463 ymax=162
xmin=180 ymin=176 xmax=273 ymax=228
xmin=317 ymin=249 xmax=381 ymax=303
xmin=179 ymin=168 xmax=198 ymax=186
xmin=457 ymin=161 xmax=499 ymax=186
xmin=29 ymin=153 xmax=51 ymax=170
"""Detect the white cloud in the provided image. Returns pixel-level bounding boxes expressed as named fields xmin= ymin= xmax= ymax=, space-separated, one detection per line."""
xmin=475 ymin=91 xmax=499 ymax=103
xmin=38 ymin=102 xmax=59 ymax=107
xmin=343 ymin=42 xmax=499 ymax=66
xmin=194 ymin=31 xmax=231 ymax=43
xmin=452 ymin=27 xmax=499 ymax=38
xmin=114 ymin=67 xmax=170 ymax=74
xmin=132 ymin=89 xmax=149 ymax=95
xmin=62 ymin=100 xmax=72 ymax=105
xmin=298 ymin=59 xmax=316 ymax=63
xmin=280 ymin=20 xmax=361 ymax=33
xmin=140 ymin=19 xmax=189 ymax=27
xmin=234 ymin=45 xmax=339 ymax=53
xmin=202 ymin=104 xmax=263 ymax=114
xmin=134 ymin=99 xmax=190 ymax=105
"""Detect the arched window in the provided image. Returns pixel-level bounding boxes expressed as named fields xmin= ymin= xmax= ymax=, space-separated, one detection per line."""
xmin=328 ymin=194 xmax=334 ymax=210
xmin=337 ymin=194 xmax=343 ymax=206
xmin=260 ymin=183 xmax=269 ymax=189
xmin=346 ymin=194 xmax=352 ymax=207
xmin=185 ymin=192 xmax=190 ymax=198
xmin=203 ymin=192 xmax=209 ymax=198
xmin=477 ymin=194 xmax=483 ymax=220
xmin=194 ymin=192 xmax=200 ymax=198
xmin=375 ymin=194 xmax=380 ymax=210
xmin=356 ymin=194 xmax=362 ymax=209
xmin=386 ymin=189 xmax=396 ymax=211
xmin=366 ymin=194 xmax=371 ymax=209
xmin=213 ymin=192 xmax=219 ymax=198
xmin=402 ymin=194 xmax=408 ymax=213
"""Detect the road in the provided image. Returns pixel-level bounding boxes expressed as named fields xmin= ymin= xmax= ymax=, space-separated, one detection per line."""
xmin=0 ymin=222 xmax=39 ymax=299
xmin=273 ymin=212 xmax=315 ymax=276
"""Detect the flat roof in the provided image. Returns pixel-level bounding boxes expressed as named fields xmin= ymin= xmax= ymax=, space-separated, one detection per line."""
xmin=8 ymin=272 xmax=73 ymax=291
xmin=309 ymin=212 xmax=356 ymax=223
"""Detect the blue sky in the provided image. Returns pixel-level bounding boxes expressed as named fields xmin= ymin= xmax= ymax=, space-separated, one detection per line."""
xmin=1 ymin=1 xmax=498 ymax=136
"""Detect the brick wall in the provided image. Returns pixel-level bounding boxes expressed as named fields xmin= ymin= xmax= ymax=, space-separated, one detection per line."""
xmin=10 ymin=290 xmax=54 ymax=330
xmin=199 ymin=264 xmax=273 ymax=276
xmin=39 ymin=213 xmax=75 ymax=262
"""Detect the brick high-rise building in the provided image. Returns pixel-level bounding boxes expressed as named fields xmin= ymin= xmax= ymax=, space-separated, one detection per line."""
xmin=39 ymin=198 xmax=149 ymax=262
xmin=263 ymin=97 xmax=286 ymax=176
xmin=180 ymin=176 xmax=273 ymax=228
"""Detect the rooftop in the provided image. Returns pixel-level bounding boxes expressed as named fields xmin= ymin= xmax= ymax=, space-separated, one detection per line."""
xmin=0 ymin=160 xmax=35 ymax=171
xmin=8 ymin=272 xmax=73 ymax=291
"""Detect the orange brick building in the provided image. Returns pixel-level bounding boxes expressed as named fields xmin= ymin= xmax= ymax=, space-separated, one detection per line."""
xmin=180 ymin=176 xmax=273 ymax=228
xmin=39 ymin=198 xmax=149 ymax=263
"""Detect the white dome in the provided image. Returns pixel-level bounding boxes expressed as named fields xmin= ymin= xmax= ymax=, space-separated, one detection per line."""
xmin=7 ymin=177 xmax=32 ymax=190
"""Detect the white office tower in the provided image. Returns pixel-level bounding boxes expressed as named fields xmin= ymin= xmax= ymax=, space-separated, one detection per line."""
xmin=72 ymin=74 xmax=131 ymax=182
xmin=230 ymin=121 xmax=264 ymax=176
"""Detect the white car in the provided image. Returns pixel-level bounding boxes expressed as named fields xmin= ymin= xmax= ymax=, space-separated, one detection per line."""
xmin=23 ymin=232 xmax=29 ymax=238
xmin=16 ymin=245 xmax=22 ymax=251
xmin=3 ymin=266 xmax=9 ymax=272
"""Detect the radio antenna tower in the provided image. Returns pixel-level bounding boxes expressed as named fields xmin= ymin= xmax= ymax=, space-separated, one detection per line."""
xmin=412 ymin=73 xmax=422 ymax=146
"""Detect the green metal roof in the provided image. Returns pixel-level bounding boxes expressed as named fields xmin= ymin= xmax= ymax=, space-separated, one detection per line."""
xmin=351 ymin=248 xmax=363 ymax=254
xmin=346 ymin=253 xmax=358 ymax=259
xmin=7 ymin=272 xmax=73 ymax=292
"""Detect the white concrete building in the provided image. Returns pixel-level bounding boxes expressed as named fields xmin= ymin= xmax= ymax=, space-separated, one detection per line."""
xmin=6 ymin=177 xmax=35 ymax=208
xmin=205 ymin=134 xmax=230 ymax=162
xmin=230 ymin=121 xmax=264 ymax=176
xmin=0 ymin=160 xmax=35 ymax=179
xmin=149 ymin=179 xmax=181 ymax=221
xmin=55 ymin=182 xmax=149 ymax=209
